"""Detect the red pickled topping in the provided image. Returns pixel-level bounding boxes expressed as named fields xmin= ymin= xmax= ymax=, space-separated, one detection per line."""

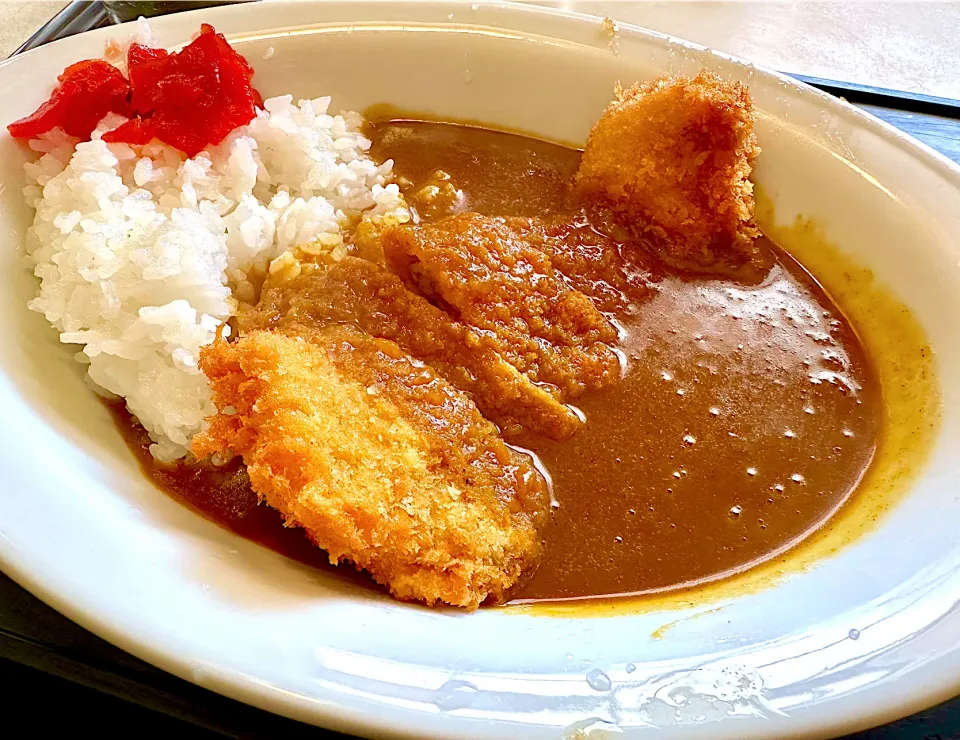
xmin=126 ymin=43 xmax=170 ymax=114
xmin=115 ymin=24 xmax=260 ymax=156
xmin=101 ymin=117 xmax=155 ymax=146
xmin=127 ymin=43 xmax=171 ymax=114
xmin=128 ymin=42 xmax=169 ymax=69
xmin=7 ymin=59 xmax=131 ymax=140
xmin=8 ymin=24 xmax=262 ymax=157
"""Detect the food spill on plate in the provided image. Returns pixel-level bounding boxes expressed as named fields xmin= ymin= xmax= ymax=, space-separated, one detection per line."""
xmin=10 ymin=22 xmax=886 ymax=610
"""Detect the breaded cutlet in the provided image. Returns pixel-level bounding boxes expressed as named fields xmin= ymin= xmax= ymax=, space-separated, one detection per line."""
xmin=242 ymin=257 xmax=582 ymax=441
xmin=382 ymin=212 xmax=621 ymax=398
xmin=576 ymin=71 xmax=761 ymax=272
xmin=193 ymin=326 xmax=549 ymax=610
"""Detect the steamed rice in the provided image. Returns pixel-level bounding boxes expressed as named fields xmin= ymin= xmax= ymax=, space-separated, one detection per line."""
xmin=22 ymin=93 xmax=410 ymax=461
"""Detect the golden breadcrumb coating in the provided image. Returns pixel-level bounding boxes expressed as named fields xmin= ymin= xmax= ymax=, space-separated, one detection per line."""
xmin=193 ymin=326 xmax=548 ymax=610
xmin=243 ymin=257 xmax=582 ymax=440
xmin=576 ymin=71 xmax=761 ymax=272
xmin=382 ymin=212 xmax=621 ymax=398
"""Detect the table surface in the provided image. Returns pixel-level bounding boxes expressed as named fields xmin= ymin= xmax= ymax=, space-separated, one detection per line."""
xmin=4 ymin=0 xmax=960 ymax=97
xmin=2 ymin=1 xmax=959 ymax=738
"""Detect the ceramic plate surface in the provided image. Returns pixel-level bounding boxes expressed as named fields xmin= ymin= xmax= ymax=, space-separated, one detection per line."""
xmin=0 ymin=3 xmax=958 ymax=738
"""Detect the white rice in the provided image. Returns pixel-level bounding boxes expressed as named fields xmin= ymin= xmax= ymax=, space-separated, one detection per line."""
xmin=22 ymin=87 xmax=410 ymax=461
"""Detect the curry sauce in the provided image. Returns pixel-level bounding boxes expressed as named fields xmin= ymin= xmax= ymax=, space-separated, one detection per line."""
xmin=116 ymin=120 xmax=884 ymax=603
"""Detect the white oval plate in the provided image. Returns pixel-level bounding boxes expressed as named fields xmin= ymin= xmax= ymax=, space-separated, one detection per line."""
xmin=0 ymin=3 xmax=959 ymax=739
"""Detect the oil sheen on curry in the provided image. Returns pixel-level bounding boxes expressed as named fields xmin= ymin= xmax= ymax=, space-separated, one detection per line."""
xmin=118 ymin=73 xmax=882 ymax=609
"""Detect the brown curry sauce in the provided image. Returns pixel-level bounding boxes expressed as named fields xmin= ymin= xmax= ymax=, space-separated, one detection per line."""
xmin=115 ymin=121 xmax=883 ymax=604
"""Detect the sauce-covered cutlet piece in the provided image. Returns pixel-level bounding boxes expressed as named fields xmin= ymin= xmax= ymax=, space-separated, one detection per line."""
xmin=243 ymin=257 xmax=582 ymax=440
xmin=576 ymin=71 xmax=761 ymax=273
xmin=381 ymin=212 xmax=621 ymax=398
xmin=193 ymin=326 xmax=549 ymax=609
xmin=534 ymin=216 xmax=660 ymax=314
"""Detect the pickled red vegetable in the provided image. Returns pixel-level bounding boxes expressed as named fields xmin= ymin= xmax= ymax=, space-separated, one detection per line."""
xmin=8 ymin=24 xmax=261 ymax=157
xmin=7 ymin=60 xmax=131 ymax=140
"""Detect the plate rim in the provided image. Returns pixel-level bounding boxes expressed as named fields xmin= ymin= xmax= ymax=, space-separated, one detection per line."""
xmin=0 ymin=2 xmax=959 ymax=739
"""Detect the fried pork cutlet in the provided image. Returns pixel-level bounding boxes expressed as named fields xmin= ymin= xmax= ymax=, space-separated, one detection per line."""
xmin=193 ymin=326 xmax=549 ymax=609
xmin=576 ymin=71 xmax=761 ymax=273
xmin=534 ymin=216 xmax=660 ymax=314
xmin=242 ymin=257 xmax=582 ymax=440
xmin=382 ymin=212 xmax=621 ymax=398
